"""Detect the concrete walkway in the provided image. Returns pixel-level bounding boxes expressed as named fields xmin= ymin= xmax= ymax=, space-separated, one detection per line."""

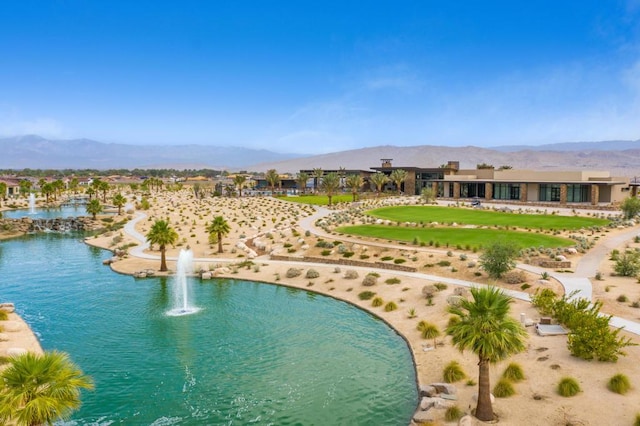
xmin=122 ymin=203 xmax=640 ymax=336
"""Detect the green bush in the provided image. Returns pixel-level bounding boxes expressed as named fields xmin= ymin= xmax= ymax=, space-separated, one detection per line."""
xmin=493 ymin=379 xmax=516 ymax=397
xmin=385 ymin=277 xmax=401 ymax=285
xmin=444 ymin=405 xmax=463 ymax=422
xmin=607 ymin=373 xmax=631 ymax=395
xmin=437 ymin=260 xmax=451 ymax=267
xmin=443 ymin=361 xmax=466 ymax=383
xmin=434 ymin=282 xmax=448 ymax=291
xmin=614 ymin=250 xmax=640 ymax=277
xmin=371 ymin=297 xmax=384 ymax=307
xmin=393 ymin=258 xmax=406 ymax=264
xmin=479 ymin=240 xmax=519 ymax=279
xmin=0 ymin=310 xmax=8 ymax=321
xmin=502 ymin=363 xmax=525 ymax=382
xmin=384 ymin=301 xmax=398 ymax=312
xmin=381 ymin=256 xmax=393 ymax=261
xmin=358 ymin=291 xmax=376 ymax=300
xmin=635 ymin=413 xmax=640 ymax=426
xmin=557 ymin=377 xmax=581 ymax=397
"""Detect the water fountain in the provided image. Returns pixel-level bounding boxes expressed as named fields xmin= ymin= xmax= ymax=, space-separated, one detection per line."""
xmin=167 ymin=248 xmax=199 ymax=316
xmin=29 ymin=193 xmax=36 ymax=214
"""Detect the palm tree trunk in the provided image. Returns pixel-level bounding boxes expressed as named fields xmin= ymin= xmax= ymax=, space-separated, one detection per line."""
xmin=476 ymin=356 xmax=493 ymax=421
xmin=160 ymin=245 xmax=168 ymax=271
xmin=217 ymin=232 xmax=223 ymax=253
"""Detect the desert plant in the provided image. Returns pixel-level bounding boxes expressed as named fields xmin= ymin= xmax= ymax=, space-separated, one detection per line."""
xmin=479 ymin=240 xmax=519 ymax=279
xmin=443 ymin=360 xmax=466 ymax=383
xmin=285 ymin=268 xmax=302 ymax=278
xmin=635 ymin=413 xmax=640 ymax=426
xmin=607 ymin=373 xmax=631 ymax=395
xmin=557 ymin=377 xmax=581 ymax=397
xmin=617 ymin=294 xmax=629 ymax=303
xmin=344 ymin=270 xmax=358 ymax=279
xmin=362 ymin=273 xmax=378 ymax=286
xmin=502 ymin=270 xmax=527 ymax=284
xmin=444 ymin=405 xmax=463 ymax=422
xmin=493 ymin=379 xmax=516 ymax=397
xmin=385 ymin=277 xmax=401 ymax=285
xmin=418 ymin=321 xmax=440 ymax=347
xmin=407 ymin=308 xmax=417 ymax=318
xmin=0 ymin=310 xmax=8 ymax=321
xmin=434 ymin=282 xmax=448 ymax=291
xmin=614 ymin=250 xmax=640 ymax=277
xmin=358 ymin=291 xmax=376 ymax=300
xmin=384 ymin=301 xmax=398 ymax=312
xmin=305 ymin=269 xmax=320 ymax=279
xmin=502 ymin=363 xmax=525 ymax=382
xmin=371 ymin=297 xmax=384 ymax=307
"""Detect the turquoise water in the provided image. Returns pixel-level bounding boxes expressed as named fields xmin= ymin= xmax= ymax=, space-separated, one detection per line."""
xmin=2 ymin=204 xmax=91 ymax=219
xmin=0 ymin=234 xmax=418 ymax=425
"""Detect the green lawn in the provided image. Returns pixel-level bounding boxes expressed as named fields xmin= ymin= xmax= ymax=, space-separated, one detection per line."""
xmin=367 ymin=206 xmax=609 ymax=230
xmin=335 ymin=225 xmax=574 ymax=250
xmin=280 ymin=194 xmax=356 ymax=205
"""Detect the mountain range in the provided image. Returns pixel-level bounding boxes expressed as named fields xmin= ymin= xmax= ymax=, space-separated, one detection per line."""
xmin=1 ymin=135 xmax=639 ymax=177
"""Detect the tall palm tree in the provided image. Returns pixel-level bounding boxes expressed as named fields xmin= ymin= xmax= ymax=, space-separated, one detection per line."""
xmin=112 ymin=193 xmax=127 ymax=215
xmin=207 ymin=215 xmax=231 ymax=253
xmin=312 ymin=168 xmax=323 ymax=194
xmin=41 ymin=182 xmax=54 ymax=203
xmin=446 ymin=286 xmax=527 ymax=421
xmin=146 ymin=219 xmax=179 ymax=271
xmin=320 ymin=172 xmax=341 ymax=206
xmin=345 ymin=174 xmax=363 ymax=202
xmin=85 ymin=186 xmax=95 ymax=200
xmin=370 ymin=172 xmax=389 ymax=197
xmin=389 ymin=168 xmax=408 ymax=195
xmin=0 ymin=350 xmax=94 ymax=426
xmin=98 ymin=181 xmax=110 ymax=203
xmin=85 ymin=199 xmax=103 ymax=219
xmin=265 ymin=169 xmax=280 ymax=196
xmin=0 ymin=182 xmax=6 ymax=206
xmin=295 ymin=172 xmax=309 ymax=195
xmin=233 ymin=175 xmax=247 ymax=197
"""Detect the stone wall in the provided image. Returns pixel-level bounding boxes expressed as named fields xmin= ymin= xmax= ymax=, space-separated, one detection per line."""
xmin=0 ymin=217 xmax=101 ymax=234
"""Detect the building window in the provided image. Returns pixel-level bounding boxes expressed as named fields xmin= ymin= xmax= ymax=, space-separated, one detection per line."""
xmin=460 ymin=183 xmax=486 ymax=198
xmin=493 ymin=183 xmax=520 ymax=200
xmin=567 ymin=184 xmax=590 ymax=203
xmin=539 ymin=184 xmax=561 ymax=202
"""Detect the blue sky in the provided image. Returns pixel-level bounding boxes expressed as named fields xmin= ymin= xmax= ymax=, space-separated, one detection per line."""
xmin=1 ymin=1 xmax=639 ymax=154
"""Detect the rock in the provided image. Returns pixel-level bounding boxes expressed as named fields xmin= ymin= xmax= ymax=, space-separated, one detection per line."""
xmin=134 ymin=272 xmax=147 ymax=278
xmin=431 ymin=382 xmax=457 ymax=395
xmin=412 ymin=409 xmax=434 ymax=423
xmin=0 ymin=302 xmax=15 ymax=313
xmin=201 ymin=272 xmax=212 ymax=280
xmin=565 ymin=247 xmax=578 ymax=254
xmin=420 ymin=397 xmax=436 ymax=410
xmin=458 ymin=415 xmax=474 ymax=426
xmin=537 ymin=279 xmax=551 ymax=285
xmin=434 ymin=398 xmax=454 ymax=409
xmin=447 ymin=295 xmax=465 ymax=307
xmin=419 ymin=384 xmax=438 ymax=397
xmin=556 ymin=255 xmax=567 ymax=262
xmin=102 ymin=258 xmax=113 ymax=265
xmin=6 ymin=347 xmax=28 ymax=356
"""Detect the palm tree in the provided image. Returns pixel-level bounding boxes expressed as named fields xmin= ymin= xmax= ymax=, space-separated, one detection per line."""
xmin=370 ymin=172 xmax=389 ymax=197
xmin=265 ymin=169 xmax=280 ymax=196
xmin=233 ymin=175 xmax=247 ymax=197
xmin=295 ymin=172 xmax=309 ymax=195
xmin=112 ymin=193 xmax=127 ymax=215
xmin=345 ymin=174 xmax=363 ymax=202
xmin=86 ymin=199 xmax=103 ymax=219
xmin=207 ymin=215 xmax=231 ymax=253
xmin=0 ymin=182 xmax=6 ymax=206
xmin=312 ymin=168 xmax=323 ymax=194
xmin=320 ymin=172 xmax=341 ymax=206
xmin=98 ymin=181 xmax=110 ymax=203
xmin=146 ymin=219 xmax=178 ymax=271
xmin=85 ymin=186 xmax=95 ymax=200
xmin=0 ymin=350 xmax=94 ymax=426
xmin=41 ymin=182 xmax=54 ymax=203
xmin=389 ymin=169 xmax=408 ymax=195
xmin=446 ymin=286 xmax=527 ymax=421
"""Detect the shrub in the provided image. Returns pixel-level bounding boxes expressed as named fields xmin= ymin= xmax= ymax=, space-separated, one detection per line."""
xmin=607 ymin=373 xmax=631 ymax=395
xmin=520 ymin=283 xmax=531 ymax=290
xmin=635 ymin=414 xmax=640 ymax=426
xmin=557 ymin=377 xmax=581 ymax=397
xmin=480 ymin=240 xmax=519 ymax=279
xmin=285 ymin=268 xmax=302 ymax=278
xmin=344 ymin=270 xmax=358 ymax=279
xmin=305 ymin=269 xmax=320 ymax=279
xmin=381 ymin=256 xmax=394 ymax=261
xmin=444 ymin=406 xmax=463 ymax=422
xmin=321 ymin=249 xmax=331 ymax=256
xmin=342 ymin=251 xmax=355 ymax=258
xmin=358 ymin=291 xmax=376 ymax=300
xmin=437 ymin=260 xmax=451 ymax=267
xmin=385 ymin=277 xmax=401 ymax=285
xmin=393 ymin=258 xmax=406 ymax=264
xmin=371 ymin=297 xmax=384 ymax=307
xmin=0 ymin=310 xmax=8 ymax=321
xmin=407 ymin=308 xmax=416 ymax=318
xmin=617 ymin=294 xmax=629 ymax=303
xmin=384 ymin=301 xmax=398 ymax=312
xmin=434 ymin=282 xmax=448 ymax=291
xmin=493 ymin=379 xmax=516 ymax=397
xmin=503 ymin=270 xmax=527 ymax=284
xmin=443 ymin=361 xmax=466 ymax=383
xmin=614 ymin=250 xmax=640 ymax=276
xmin=502 ymin=363 xmax=525 ymax=382
xmin=530 ymin=288 xmax=557 ymax=315
xmin=362 ymin=273 xmax=378 ymax=286
xmin=418 ymin=321 xmax=440 ymax=346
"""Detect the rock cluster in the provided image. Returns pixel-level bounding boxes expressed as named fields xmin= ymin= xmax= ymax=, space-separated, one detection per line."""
xmin=413 ymin=382 xmax=458 ymax=424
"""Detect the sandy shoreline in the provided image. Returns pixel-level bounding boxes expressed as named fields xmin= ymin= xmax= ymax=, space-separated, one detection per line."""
xmin=4 ymin=191 xmax=640 ymax=425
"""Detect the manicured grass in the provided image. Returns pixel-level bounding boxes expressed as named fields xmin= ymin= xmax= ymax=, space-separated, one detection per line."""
xmin=335 ymin=225 xmax=574 ymax=249
xmin=367 ymin=206 xmax=609 ymax=230
xmin=280 ymin=194 xmax=355 ymax=205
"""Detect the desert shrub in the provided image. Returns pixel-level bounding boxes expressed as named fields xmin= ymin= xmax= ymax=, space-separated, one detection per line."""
xmin=381 ymin=256 xmax=393 ymax=261
xmin=557 ymin=377 xmax=581 ymax=397
xmin=342 ymin=251 xmax=355 ymax=258
xmin=371 ymin=297 xmax=384 ymax=307
xmin=493 ymin=379 xmax=516 ymax=397
xmin=614 ymin=250 xmax=640 ymax=276
xmin=321 ymin=249 xmax=331 ymax=256
xmin=444 ymin=406 xmax=463 ymax=422
xmin=305 ymin=269 xmax=320 ymax=279
xmin=393 ymin=258 xmax=406 ymax=264
xmin=362 ymin=273 xmax=378 ymax=287
xmin=422 ymin=285 xmax=437 ymax=299
xmin=453 ymin=287 xmax=468 ymax=297
xmin=446 ymin=250 xmax=453 ymax=257
xmin=417 ymin=321 xmax=440 ymax=346
xmin=437 ymin=260 xmax=451 ymax=267
xmin=434 ymin=282 xmax=448 ymax=291
xmin=635 ymin=413 xmax=640 ymax=426
xmin=520 ymin=283 xmax=531 ymax=290
xmin=384 ymin=301 xmax=398 ymax=312
xmin=446 ymin=316 xmax=460 ymax=334
xmin=502 ymin=363 xmax=525 ymax=382
xmin=530 ymin=288 xmax=557 ymax=315
xmin=344 ymin=270 xmax=358 ymax=279
xmin=285 ymin=268 xmax=302 ymax=278
xmin=358 ymin=291 xmax=376 ymax=300
xmin=503 ymin=270 xmax=527 ymax=284
xmin=607 ymin=373 xmax=631 ymax=395
xmin=0 ymin=310 xmax=8 ymax=321
xmin=480 ymin=240 xmax=519 ymax=279
xmin=385 ymin=277 xmax=401 ymax=285
xmin=443 ymin=361 xmax=466 ymax=383
xmin=315 ymin=240 xmax=334 ymax=248
xmin=617 ymin=294 xmax=629 ymax=303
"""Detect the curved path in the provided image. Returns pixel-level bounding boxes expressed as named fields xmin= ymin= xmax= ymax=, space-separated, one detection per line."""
xmin=122 ymin=203 xmax=640 ymax=335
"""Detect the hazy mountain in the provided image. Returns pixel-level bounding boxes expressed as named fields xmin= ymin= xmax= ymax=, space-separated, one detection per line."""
xmin=491 ymin=140 xmax=640 ymax=152
xmin=250 ymin=143 xmax=640 ymax=178
xmin=0 ymin=135 xmax=301 ymax=170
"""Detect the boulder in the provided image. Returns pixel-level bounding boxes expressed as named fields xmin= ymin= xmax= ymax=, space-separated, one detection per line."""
xmin=458 ymin=415 xmax=474 ymax=426
xmin=412 ymin=409 xmax=434 ymax=424
xmin=434 ymin=398 xmax=454 ymax=409
xmin=201 ymin=272 xmax=212 ymax=280
xmin=0 ymin=302 xmax=15 ymax=313
xmin=419 ymin=384 xmax=438 ymax=397
xmin=431 ymin=382 xmax=457 ymax=395
xmin=420 ymin=397 xmax=437 ymax=410
xmin=565 ymin=247 xmax=578 ymax=254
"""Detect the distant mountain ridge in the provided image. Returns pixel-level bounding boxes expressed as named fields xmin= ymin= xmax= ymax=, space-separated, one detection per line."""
xmin=1 ymin=135 xmax=639 ymax=178
xmin=0 ymin=135 xmax=301 ymax=170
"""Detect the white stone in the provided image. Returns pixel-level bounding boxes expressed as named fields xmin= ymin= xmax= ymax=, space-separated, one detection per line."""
xmin=201 ymin=272 xmax=212 ymax=280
